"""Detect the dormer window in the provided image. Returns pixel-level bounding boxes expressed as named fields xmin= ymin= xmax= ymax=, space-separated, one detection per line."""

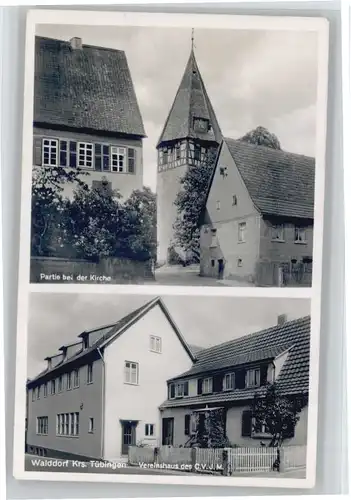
xmin=193 ymin=117 xmax=209 ymax=133
xmin=223 ymin=373 xmax=235 ymax=391
xmin=203 ymin=377 xmax=213 ymax=394
xmin=169 ymin=381 xmax=188 ymax=399
xmin=246 ymin=368 xmax=260 ymax=388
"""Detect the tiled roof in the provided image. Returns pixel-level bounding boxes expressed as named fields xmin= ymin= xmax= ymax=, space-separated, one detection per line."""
xmin=34 ymin=36 xmax=146 ymax=137
xmin=27 ymin=297 xmax=195 ymax=387
xmin=161 ymin=316 xmax=310 ymax=408
xmin=224 ymin=138 xmax=315 ymax=219
xmin=157 ymin=49 xmax=222 ymax=147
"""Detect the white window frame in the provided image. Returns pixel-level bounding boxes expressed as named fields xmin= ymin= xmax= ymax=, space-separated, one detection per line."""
xmin=73 ymin=369 xmax=80 ymax=388
xmin=43 ymin=383 xmax=48 ymax=398
xmin=246 ymin=368 xmax=261 ymax=388
xmin=238 ymin=222 xmax=247 ymax=243
xmin=150 ymin=335 xmax=162 ymax=353
xmin=175 ymin=382 xmax=185 ymax=398
xmin=124 ymin=361 xmax=139 ymax=385
xmin=145 ymin=423 xmax=155 ymax=437
xmin=51 ymin=379 xmax=56 ymax=395
xmin=203 ymin=377 xmax=213 ymax=394
xmin=295 ymin=226 xmax=307 ymax=243
xmin=67 ymin=372 xmax=72 ymax=390
xmin=111 ymin=146 xmax=126 ymax=172
xmin=37 ymin=416 xmax=48 ymax=435
xmin=87 ymin=363 xmax=93 ymax=384
xmin=223 ymin=373 xmax=235 ymax=391
xmin=58 ymin=375 xmax=63 ymax=393
xmin=210 ymin=228 xmax=218 ymax=248
xmin=78 ymin=142 xmax=93 ymax=169
xmin=42 ymin=138 xmax=58 ymax=166
xmin=271 ymin=224 xmax=285 ymax=242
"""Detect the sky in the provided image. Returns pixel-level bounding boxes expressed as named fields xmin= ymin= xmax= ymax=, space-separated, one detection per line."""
xmin=36 ymin=24 xmax=318 ymax=192
xmin=27 ymin=292 xmax=310 ymax=378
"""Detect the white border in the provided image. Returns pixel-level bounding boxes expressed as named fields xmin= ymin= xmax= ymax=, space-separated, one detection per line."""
xmin=13 ymin=9 xmax=329 ymax=489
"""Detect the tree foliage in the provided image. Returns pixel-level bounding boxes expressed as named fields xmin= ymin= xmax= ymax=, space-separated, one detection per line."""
xmin=239 ymin=126 xmax=281 ymax=150
xmin=251 ymin=383 xmax=306 ymax=447
xmin=173 ymin=148 xmax=217 ymax=262
xmin=194 ymin=409 xmax=230 ymax=448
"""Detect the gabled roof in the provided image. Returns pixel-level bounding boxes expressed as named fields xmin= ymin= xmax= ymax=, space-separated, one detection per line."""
xmin=157 ymin=49 xmax=222 ymax=147
xmin=161 ymin=316 xmax=310 ymax=408
xmin=204 ymin=138 xmax=315 ymax=220
xmin=27 ymin=297 xmax=195 ymax=387
xmin=34 ymin=36 xmax=146 ymax=137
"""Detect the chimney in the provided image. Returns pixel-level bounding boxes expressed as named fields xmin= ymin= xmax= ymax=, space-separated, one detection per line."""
xmin=59 ymin=346 xmax=68 ymax=362
xmin=70 ymin=37 xmax=83 ymax=50
xmin=277 ymin=314 xmax=287 ymax=326
xmin=44 ymin=356 xmax=52 ymax=370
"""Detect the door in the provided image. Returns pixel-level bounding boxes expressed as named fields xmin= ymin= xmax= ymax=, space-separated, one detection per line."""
xmin=218 ymin=259 xmax=224 ymax=279
xmin=121 ymin=420 xmax=137 ymax=455
xmin=162 ymin=417 xmax=174 ymax=446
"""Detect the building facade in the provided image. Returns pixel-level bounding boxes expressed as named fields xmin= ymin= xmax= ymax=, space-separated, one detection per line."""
xmin=33 ymin=36 xmax=146 ymax=200
xmin=156 ymin=48 xmax=222 ymax=265
xmin=26 ymin=297 xmax=195 ymax=461
xmin=200 ymin=138 xmax=315 ymax=286
xmin=160 ymin=316 xmax=310 ymax=448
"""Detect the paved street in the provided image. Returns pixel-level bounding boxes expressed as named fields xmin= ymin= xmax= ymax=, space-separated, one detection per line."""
xmin=153 ymin=265 xmax=251 ymax=287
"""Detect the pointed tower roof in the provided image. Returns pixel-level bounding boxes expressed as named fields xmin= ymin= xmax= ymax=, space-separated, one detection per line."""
xmin=157 ymin=49 xmax=222 ymax=147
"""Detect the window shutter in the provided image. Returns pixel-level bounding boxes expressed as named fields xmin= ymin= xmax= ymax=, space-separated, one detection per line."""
xmin=128 ymin=148 xmax=136 ymax=173
xmin=241 ymin=410 xmax=252 ymax=437
xmin=236 ymin=369 xmax=246 ymax=389
xmin=260 ymin=365 xmax=268 ymax=385
xmin=33 ymin=137 xmax=42 ymax=165
xmin=197 ymin=379 xmax=203 ymax=395
xmin=213 ymin=374 xmax=223 ymax=393
xmin=169 ymin=383 xmax=175 ymax=399
xmin=184 ymin=415 xmax=190 ymax=435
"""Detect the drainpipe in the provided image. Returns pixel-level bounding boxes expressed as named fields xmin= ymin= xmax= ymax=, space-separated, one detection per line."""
xmin=97 ymin=348 xmax=105 ymax=460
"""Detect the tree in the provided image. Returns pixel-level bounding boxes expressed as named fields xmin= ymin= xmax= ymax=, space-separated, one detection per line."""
xmin=31 ymin=165 xmax=88 ymax=256
xmin=194 ymin=409 xmax=230 ymax=448
xmin=173 ymin=148 xmax=217 ymax=262
xmin=251 ymin=383 xmax=306 ymax=448
xmin=239 ymin=126 xmax=281 ymax=150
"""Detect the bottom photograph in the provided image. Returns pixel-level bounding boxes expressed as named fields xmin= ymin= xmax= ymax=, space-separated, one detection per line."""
xmin=23 ymin=292 xmax=311 ymax=481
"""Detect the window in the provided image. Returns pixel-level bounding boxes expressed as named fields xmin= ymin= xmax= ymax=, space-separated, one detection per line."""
xmin=89 ymin=417 xmax=94 ymax=433
xmin=145 ymin=424 xmax=155 ymax=437
xmin=124 ymin=361 xmax=139 ymax=385
xmin=223 ymin=373 xmax=235 ymax=391
xmin=238 ymin=222 xmax=247 ymax=242
xmin=94 ymin=144 xmax=110 ymax=171
xmin=184 ymin=415 xmax=191 ymax=436
xmin=57 ymin=413 xmax=79 ymax=436
xmin=295 ymin=226 xmax=307 ymax=243
xmin=211 ymin=259 xmax=215 ymax=267
xmin=36 ymin=417 xmax=48 ymax=435
xmin=272 ymin=224 xmax=285 ymax=241
xmin=67 ymin=372 xmax=72 ymax=390
xmin=111 ymin=146 xmax=126 ymax=172
xmin=246 ymin=368 xmax=260 ymax=388
xmin=43 ymin=383 xmax=48 ymax=398
xmin=58 ymin=375 xmax=63 ymax=393
xmin=232 ymin=195 xmax=238 ymax=206
xmin=241 ymin=410 xmax=252 ymax=437
xmin=210 ymin=228 xmax=218 ymax=248
xmin=59 ymin=139 xmax=77 ymax=167
xmin=216 ymin=200 xmax=221 ymax=210
xmin=51 ymin=379 xmax=56 ymax=395
xmin=193 ymin=117 xmax=209 ymax=133
xmin=78 ymin=142 xmax=93 ymax=168
xmin=32 ymin=389 xmax=36 ymax=402
xmin=175 ymin=381 xmax=189 ymax=398
xmin=128 ymin=148 xmax=136 ymax=173
xmin=87 ymin=363 xmax=93 ymax=384
xmin=73 ymin=369 xmax=79 ymax=388
xmin=203 ymin=377 xmax=213 ymax=394
xmin=59 ymin=140 xmax=68 ymax=166
xmin=162 ymin=148 xmax=168 ymax=165
xmin=150 ymin=335 xmax=162 ymax=353
xmin=42 ymin=138 xmax=58 ymax=166
xmin=175 ymin=144 xmax=181 ymax=160
xmin=37 ymin=386 xmax=41 ymax=400
xmin=194 ymin=144 xmax=201 ymax=162
xmin=237 ymin=258 xmax=243 ymax=267
xmin=69 ymin=141 xmax=77 ymax=168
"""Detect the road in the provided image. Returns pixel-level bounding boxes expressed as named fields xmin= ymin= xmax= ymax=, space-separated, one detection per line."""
xmin=153 ymin=265 xmax=251 ymax=287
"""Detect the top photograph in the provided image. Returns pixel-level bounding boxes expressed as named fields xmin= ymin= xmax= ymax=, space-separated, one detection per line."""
xmin=27 ymin=20 xmax=327 ymax=287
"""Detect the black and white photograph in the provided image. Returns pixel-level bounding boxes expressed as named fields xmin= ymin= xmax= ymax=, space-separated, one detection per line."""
xmin=23 ymin=293 xmax=311 ymax=481
xmin=25 ymin=13 xmax=328 ymax=288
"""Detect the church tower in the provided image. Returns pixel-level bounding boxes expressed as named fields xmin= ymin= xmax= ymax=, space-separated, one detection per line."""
xmin=156 ymin=37 xmax=222 ymax=265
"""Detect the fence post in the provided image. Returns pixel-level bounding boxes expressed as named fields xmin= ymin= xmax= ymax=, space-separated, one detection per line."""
xmin=191 ymin=447 xmax=197 ymax=473
xmin=278 ymin=448 xmax=285 ymax=473
xmin=154 ymin=447 xmax=159 ymax=464
xmin=222 ymin=449 xmax=229 ymax=476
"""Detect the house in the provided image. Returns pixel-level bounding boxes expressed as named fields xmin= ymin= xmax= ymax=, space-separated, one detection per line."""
xmin=156 ymin=46 xmax=222 ymax=265
xmin=199 ymin=138 xmax=315 ymax=286
xmin=33 ymin=36 xmax=146 ymax=200
xmin=26 ymin=297 xmax=195 ymax=461
xmin=160 ymin=315 xmax=310 ymax=448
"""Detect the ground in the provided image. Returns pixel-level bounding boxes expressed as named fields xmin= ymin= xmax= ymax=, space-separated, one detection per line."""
xmin=153 ymin=264 xmax=252 ymax=287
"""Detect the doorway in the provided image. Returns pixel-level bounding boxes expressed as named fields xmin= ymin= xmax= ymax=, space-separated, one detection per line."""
xmin=162 ymin=417 xmax=174 ymax=446
xmin=120 ymin=420 xmax=138 ymax=455
xmin=218 ymin=259 xmax=224 ymax=279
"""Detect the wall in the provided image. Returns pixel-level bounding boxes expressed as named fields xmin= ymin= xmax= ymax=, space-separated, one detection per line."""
xmin=103 ymin=303 xmax=194 ymax=460
xmin=27 ymin=358 xmax=104 ymax=459
xmin=30 ymin=257 xmax=154 ymax=284
xmin=159 ymin=407 xmax=191 ymax=447
xmin=200 ymin=142 xmax=260 ymax=282
xmin=33 ymin=127 xmax=143 ymax=201
xmin=157 ymin=163 xmax=188 ymax=264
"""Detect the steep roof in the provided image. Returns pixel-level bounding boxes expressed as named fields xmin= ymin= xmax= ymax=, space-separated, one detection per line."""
xmin=34 ymin=36 xmax=146 ymax=137
xmin=161 ymin=316 xmax=310 ymax=408
xmin=157 ymin=49 xmax=222 ymax=147
xmin=27 ymin=297 xmax=195 ymax=387
xmin=205 ymin=138 xmax=315 ymax=220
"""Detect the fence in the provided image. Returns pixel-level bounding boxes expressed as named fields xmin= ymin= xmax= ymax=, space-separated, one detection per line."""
xmin=128 ymin=445 xmax=306 ymax=475
xmin=255 ymin=261 xmax=312 ymax=287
